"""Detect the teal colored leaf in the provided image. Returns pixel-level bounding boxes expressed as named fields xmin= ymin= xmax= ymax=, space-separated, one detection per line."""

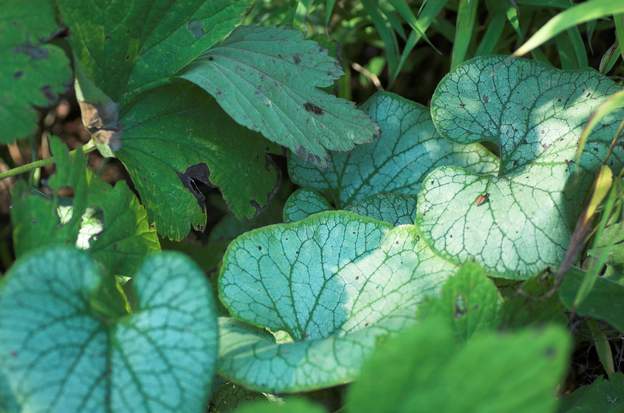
xmin=559 ymin=268 xmax=624 ymax=332
xmin=347 ymin=321 xmax=571 ymax=413
xmin=0 ymin=0 xmax=71 ymax=143
xmin=233 ymin=399 xmax=326 ymax=413
xmin=57 ymin=0 xmax=252 ymax=104
xmin=418 ymin=263 xmax=503 ymax=341
xmin=217 ymin=211 xmax=457 ymax=392
xmin=116 ymin=83 xmax=280 ymax=240
xmin=558 ymin=373 xmax=624 ymax=413
xmin=0 ymin=372 xmax=18 ymax=413
xmin=181 ymin=25 xmax=378 ymax=164
xmin=288 ymin=91 xmax=498 ymax=222
xmin=283 ymin=188 xmax=418 ymax=226
xmin=0 ymin=247 xmax=218 ymax=413
xmin=283 ymin=189 xmax=333 ymax=222
xmin=419 ymin=56 xmax=624 ymax=279
xmin=11 ymin=137 xmax=159 ymax=276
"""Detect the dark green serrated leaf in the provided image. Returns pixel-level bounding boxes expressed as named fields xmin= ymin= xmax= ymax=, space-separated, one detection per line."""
xmin=419 ymin=56 xmax=624 ymax=279
xmin=116 ymin=83 xmax=280 ymax=240
xmin=0 ymin=247 xmax=218 ymax=413
xmin=11 ymin=137 xmax=159 ymax=276
xmin=181 ymin=25 xmax=378 ymax=164
xmin=57 ymin=0 xmax=252 ymax=105
xmin=0 ymin=0 xmax=71 ymax=143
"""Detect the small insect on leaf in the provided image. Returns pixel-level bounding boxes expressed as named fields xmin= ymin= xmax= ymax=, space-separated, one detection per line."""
xmin=474 ymin=193 xmax=489 ymax=206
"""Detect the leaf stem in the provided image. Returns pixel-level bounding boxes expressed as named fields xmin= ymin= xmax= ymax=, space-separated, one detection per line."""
xmin=0 ymin=140 xmax=97 ymax=181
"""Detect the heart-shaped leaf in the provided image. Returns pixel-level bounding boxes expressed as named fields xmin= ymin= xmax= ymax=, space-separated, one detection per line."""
xmin=57 ymin=0 xmax=251 ymax=105
xmin=181 ymin=25 xmax=379 ymax=165
xmin=217 ymin=211 xmax=457 ymax=392
xmin=11 ymin=137 xmax=159 ymax=276
xmin=116 ymin=83 xmax=280 ymax=240
xmin=283 ymin=189 xmax=417 ymax=226
xmin=287 ymin=92 xmax=498 ymax=223
xmin=418 ymin=56 xmax=624 ymax=278
xmin=0 ymin=247 xmax=218 ymax=413
xmin=1 ymin=0 xmax=71 ymax=143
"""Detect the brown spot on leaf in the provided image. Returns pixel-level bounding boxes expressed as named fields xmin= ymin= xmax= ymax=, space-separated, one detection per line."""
xmin=178 ymin=163 xmax=214 ymax=210
xmin=14 ymin=43 xmax=48 ymax=59
xmin=483 ymin=95 xmax=489 ymax=103
xmin=13 ymin=71 xmax=23 ymax=79
xmin=303 ymin=102 xmax=324 ymax=115
xmin=293 ymin=54 xmax=301 ymax=64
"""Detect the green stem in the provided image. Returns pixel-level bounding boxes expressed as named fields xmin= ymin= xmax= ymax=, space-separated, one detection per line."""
xmin=0 ymin=141 xmax=97 ymax=181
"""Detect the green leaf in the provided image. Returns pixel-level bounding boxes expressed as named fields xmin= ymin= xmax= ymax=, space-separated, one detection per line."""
xmin=208 ymin=381 xmax=266 ymax=413
xmin=181 ymin=25 xmax=378 ymax=164
xmin=57 ymin=0 xmax=252 ymax=104
xmin=11 ymin=137 xmax=159 ymax=276
xmin=559 ymin=268 xmax=624 ymax=332
xmin=347 ymin=321 xmax=571 ymax=413
xmin=217 ymin=211 xmax=457 ymax=392
xmin=116 ymin=83 xmax=280 ymax=240
xmin=558 ymin=373 xmax=624 ymax=413
xmin=451 ymin=0 xmax=479 ymax=70
xmin=0 ymin=247 xmax=218 ymax=413
xmin=419 ymin=56 xmax=624 ymax=279
xmin=288 ymin=92 xmax=498 ymax=223
xmin=499 ymin=276 xmax=567 ymax=329
xmin=283 ymin=189 xmax=333 ymax=222
xmin=0 ymin=0 xmax=71 ymax=143
xmin=514 ymin=0 xmax=624 ymax=57
xmin=233 ymin=399 xmax=326 ymax=413
xmin=283 ymin=189 xmax=418 ymax=226
xmin=418 ymin=263 xmax=502 ymax=341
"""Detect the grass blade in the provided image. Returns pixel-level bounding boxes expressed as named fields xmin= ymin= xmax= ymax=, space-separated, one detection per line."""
xmin=451 ymin=0 xmax=479 ymax=69
xmin=515 ymin=0 xmax=624 ymax=56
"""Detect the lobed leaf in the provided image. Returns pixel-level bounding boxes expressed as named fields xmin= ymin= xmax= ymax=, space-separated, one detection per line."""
xmin=11 ymin=137 xmax=159 ymax=276
xmin=116 ymin=83 xmax=280 ymax=240
xmin=181 ymin=25 xmax=378 ymax=165
xmin=57 ymin=0 xmax=252 ymax=105
xmin=0 ymin=0 xmax=71 ymax=143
